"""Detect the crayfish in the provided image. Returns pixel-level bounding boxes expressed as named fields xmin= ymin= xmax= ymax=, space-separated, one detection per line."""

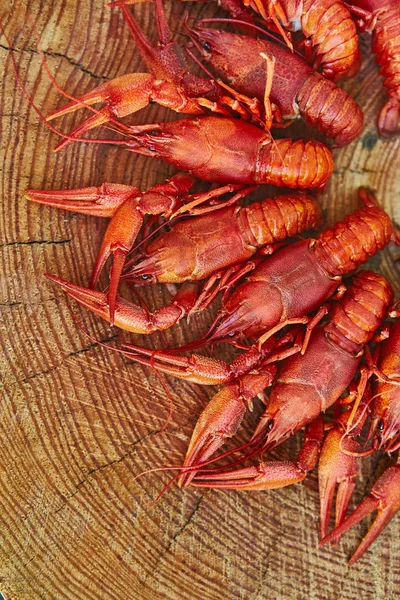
xmin=185 ymin=21 xmax=363 ymax=145
xmin=186 ymin=0 xmax=361 ymax=80
xmin=348 ymin=0 xmax=400 ymax=136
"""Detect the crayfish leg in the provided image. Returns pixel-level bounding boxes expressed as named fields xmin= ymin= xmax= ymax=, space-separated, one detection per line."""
xmin=45 ymin=275 xmax=196 ymax=335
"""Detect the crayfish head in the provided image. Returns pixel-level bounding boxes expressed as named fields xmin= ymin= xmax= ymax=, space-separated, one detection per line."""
xmin=207 ymin=281 xmax=283 ymax=343
xmin=368 ymin=390 xmax=400 ymax=452
xmin=122 ymin=253 xmax=161 ymax=285
xmin=185 ymin=24 xmax=228 ymax=62
xmin=123 ymin=228 xmax=198 ymax=285
xmin=187 ymin=25 xmax=264 ymax=89
xmin=252 ymin=382 xmax=321 ymax=450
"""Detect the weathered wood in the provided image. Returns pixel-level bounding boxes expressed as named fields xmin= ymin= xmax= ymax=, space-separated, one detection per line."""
xmin=1 ymin=2 xmax=399 ymax=599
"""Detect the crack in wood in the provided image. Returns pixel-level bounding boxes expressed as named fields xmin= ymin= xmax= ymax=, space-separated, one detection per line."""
xmin=248 ymin=532 xmax=283 ymax=600
xmin=53 ymin=430 xmax=158 ymax=515
xmin=0 ymin=43 xmax=109 ymax=81
xmin=0 ymin=239 xmax=72 ymax=248
xmin=5 ymin=334 xmax=119 ymax=388
xmin=144 ymin=493 xmax=207 ymax=584
xmin=66 ymin=335 xmax=119 ymax=359
xmin=333 ymin=167 xmax=379 ymax=176
xmin=0 ymin=301 xmax=24 ymax=307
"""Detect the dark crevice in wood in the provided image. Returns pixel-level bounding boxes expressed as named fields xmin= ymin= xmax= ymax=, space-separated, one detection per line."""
xmin=333 ymin=167 xmax=379 ymax=175
xmin=66 ymin=335 xmax=119 ymax=359
xmin=6 ymin=335 xmax=119 ymax=387
xmin=0 ymin=239 xmax=72 ymax=248
xmin=0 ymin=43 xmax=109 ymax=81
xmin=53 ymin=430 xmax=158 ymax=515
xmin=0 ymin=300 xmax=24 ymax=307
xmin=144 ymin=493 xmax=207 ymax=582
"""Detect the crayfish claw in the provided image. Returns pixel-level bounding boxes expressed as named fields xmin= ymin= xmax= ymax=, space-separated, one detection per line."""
xmin=89 ymin=195 xmax=145 ymax=323
xmin=45 ymin=275 xmax=185 ymax=335
xmin=320 ymin=462 xmax=400 ymax=564
xmin=191 ymin=461 xmax=306 ymax=490
xmin=180 ymin=373 xmax=271 ymax=487
xmin=318 ymin=427 xmax=361 ymax=540
xmin=48 ymin=73 xmax=163 ymax=150
xmin=25 ymin=183 xmax=139 ymax=218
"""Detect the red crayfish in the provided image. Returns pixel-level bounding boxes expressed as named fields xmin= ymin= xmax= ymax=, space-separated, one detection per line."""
xmin=185 ymin=21 xmax=364 ymax=146
xmin=347 ymin=0 xmax=400 ymax=136
xmin=184 ymin=0 xmax=361 ymax=80
xmin=117 ymin=188 xmax=399 ymax=345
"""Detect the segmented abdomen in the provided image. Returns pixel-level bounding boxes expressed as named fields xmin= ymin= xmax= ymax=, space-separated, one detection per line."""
xmin=257 ymin=138 xmax=333 ymax=189
xmin=240 ymin=192 xmax=320 ymax=246
xmin=325 ymin=271 xmax=393 ymax=353
xmin=313 ymin=201 xmax=398 ymax=277
xmin=297 ymin=72 xmax=363 ymax=146
xmin=301 ymin=0 xmax=360 ymax=80
xmin=371 ymin=4 xmax=400 ymax=136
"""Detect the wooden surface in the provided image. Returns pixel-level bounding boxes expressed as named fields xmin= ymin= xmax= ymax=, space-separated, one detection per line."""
xmin=1 ymin=1 xmax=400 ymax=599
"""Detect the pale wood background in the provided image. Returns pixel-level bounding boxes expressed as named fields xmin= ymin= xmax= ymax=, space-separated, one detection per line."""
xmin=1 ymin=1 xmax=400 ymax=599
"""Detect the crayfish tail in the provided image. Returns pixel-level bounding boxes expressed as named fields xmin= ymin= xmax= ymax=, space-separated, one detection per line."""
xmin=297 ymin=73 xmax=363 ymax=147
xmin=313 ymin=192 xmax=400 ymax=278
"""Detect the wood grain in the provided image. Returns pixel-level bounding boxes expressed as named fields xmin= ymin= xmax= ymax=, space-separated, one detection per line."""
xmin=1 ymin=2 xmax=399 ymax=599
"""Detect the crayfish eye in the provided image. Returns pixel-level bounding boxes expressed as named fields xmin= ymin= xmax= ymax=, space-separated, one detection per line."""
xmin=267 ymin=419 xmax=274 ymax=431
xmin=378 ymin=419 xmax=385 ymax=431
xmin=202 ymin=41 xmax=211 ymax=53
xmin=141 ymin=274 xmax=150 ymax=280
xmin=228 ymin=332 xmax=235 ymax=337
